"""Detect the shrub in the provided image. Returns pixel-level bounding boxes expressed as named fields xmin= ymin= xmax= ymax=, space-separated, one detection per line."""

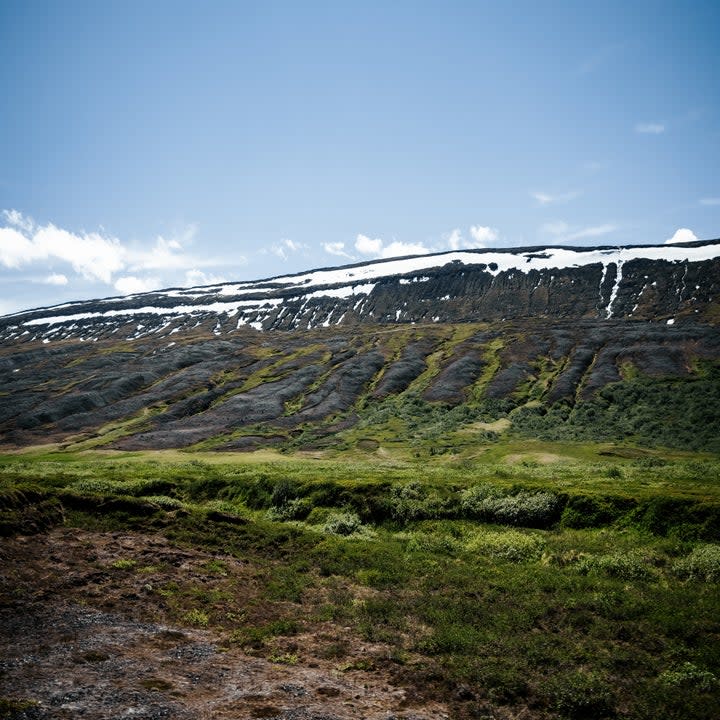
xmin=577 ymin=551 xmax=652 ymax=581
xmin=547 ymin=670 xmax=615 ymax=719
xmin=322 ymin=511 xmax=363 ymax=536
xmin=561 ymin=494 xmax=635 ymax=529
xmin=462 ymin=487 xmax=562 ymax=528
xmin=405 ymin=532 xmax=459 ymax=555
xmin=270 ymin=478 xmax=299 ymax=508
xmin=183 ymin=608 xmax=209 ymax=626
xmin=658 ymin=662 xmax=719 ymax=692
xmin=71 ymin=477 xmax=175 ymax=498
xmin=467 ymin=529 xmax=545 ymax=562
xmin=673 ymin=544 xmax=720 ymax=581
xmin=387 ymin=481 xmax=445 ymax=523
xmin=266 ymin=498 xmax=312 ymax=521
xmin=143 ymin=495 xmax=185 ymax=510
xmin=111 ymin=558 xmax=137 ymax=570
xmin=459 ymin=483 xmax=502 ymax=514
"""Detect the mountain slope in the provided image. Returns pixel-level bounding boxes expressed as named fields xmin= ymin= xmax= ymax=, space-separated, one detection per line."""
xmin=2 ymin=240 xmax=720 ymax=452
xmin=1 ymin=318 xmax=719 ymax=452
xmin=2 ymin=239 xmax=720 ymax=344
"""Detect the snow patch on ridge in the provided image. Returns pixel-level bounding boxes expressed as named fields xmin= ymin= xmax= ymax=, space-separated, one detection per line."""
xmin=5 ymin=241 xmax=720 ymax=342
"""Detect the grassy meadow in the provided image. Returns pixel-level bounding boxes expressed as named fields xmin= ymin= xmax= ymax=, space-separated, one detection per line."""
xmin=1 ymin=441 xmax=719 ymax=719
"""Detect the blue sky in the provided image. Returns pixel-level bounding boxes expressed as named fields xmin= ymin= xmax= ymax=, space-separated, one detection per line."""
xmin=1 ymin=0 xmax=718 ymax=314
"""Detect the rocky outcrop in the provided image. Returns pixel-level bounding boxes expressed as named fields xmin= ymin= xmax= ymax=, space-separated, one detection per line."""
xmin=1 ymin=319 xmax=718 ymax=450
xmin=2 ymin=240 xmax=719 ymax=344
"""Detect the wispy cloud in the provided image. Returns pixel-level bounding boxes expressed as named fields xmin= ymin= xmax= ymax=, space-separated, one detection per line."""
xmin=635 ymin=122 xmax=665 ymax=134
xmin=0 ymin=209 xmax=241 ymax=297
xmin=446 ymin=228 xmax=463 ymax=251
xmin=665 ymin=228 xmax=698 ymax=245
xmin=355 ymin=234 xmax=385 ymax=255
xmin=469 ymin=225 xmax=498 ymax=246
xmin=541 ymin=221 xmax=570 ymax=236
xmin=444 ymin=226 xmax=499 ymax=250
xmin=542 ymin=221 xmax=617 ymax=243
xmin=3 ymin=209 xmax=34 ymax=233
xmin=323 ymin=242 xmax=355 ymax=260
xmin=354 ymin=224 xmax=500 ymax=260
xmin=531 ymin=190 xmax=581 ymax=206
xmin=700 ymin=197 xmax=720 ymax=206
xmin=269 ymin=238 xmax=306 ymax=261
xmin=42 ymin=273 xmax=68 ymax=286
xmin=0 ymin=214 xmax=125 ymax=283
xmin=354 ymin=233 xmax=430 ymax=259
xmin=114 ymin=275 xmax=161 ymax=295
xmin=184 ymin=269 xmax=227 ymax=286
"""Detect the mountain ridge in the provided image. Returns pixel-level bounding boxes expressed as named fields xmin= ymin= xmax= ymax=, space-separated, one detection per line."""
xmin=2 ymin=238 xmax=720 ymax=452
xmin=3 ymin=238 xmax=720 ymax=344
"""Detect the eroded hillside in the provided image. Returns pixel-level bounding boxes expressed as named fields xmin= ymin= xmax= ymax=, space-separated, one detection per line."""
xmin=2 ymin=320 xmax=719 ymax=452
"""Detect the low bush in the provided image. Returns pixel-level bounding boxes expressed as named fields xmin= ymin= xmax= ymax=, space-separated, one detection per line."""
xmin=658 ymin=662 xmax=719 ymax=692
xmin=387 ymin=481 xmax=446 ymax=523
xmin=462 ymin=486 xmax=562 ymax=528
xmin=322 ymin=511 xmax=363 ymax=536
xmin=673 ymin=544 xmax=720 ymax=582
xmin=466 ymin=528 xmax=545 ymax=562
xmin=627 ymin=498 xmax=720 ymax=540
xmin=545 ymin=670 xmax=616 ymax=719
xmin=266 ymin=497 xmax=313 ymax=521
xmin=577 ymin=550 xmax=653 ymax=581
xmin=561 ymin=494 xmax=635 ymax=529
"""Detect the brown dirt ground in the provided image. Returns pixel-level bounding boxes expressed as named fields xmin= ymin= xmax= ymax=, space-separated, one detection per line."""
xmin=0 ymin=527 xmax=452 ymax=720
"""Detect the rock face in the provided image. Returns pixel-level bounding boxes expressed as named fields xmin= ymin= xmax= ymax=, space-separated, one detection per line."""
xmin=2 ymin=240 xmax=720 ymax=344
xmin=1 ymin=317 xmax=719 ymax=450
xmin=1 ymin=240 xmax=719 ymax=451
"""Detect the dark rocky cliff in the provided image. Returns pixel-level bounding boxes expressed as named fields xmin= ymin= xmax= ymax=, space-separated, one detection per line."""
xmin=2 ymin=240 xmax=719 ymax=452
xmin=2 ymin=240 xmax=719 ymax=344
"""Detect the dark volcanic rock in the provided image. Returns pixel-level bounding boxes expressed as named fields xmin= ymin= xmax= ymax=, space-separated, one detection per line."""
xmin=2 ymin=241 xmax=719 ymax=343
xmin=2 ymin=240 xmax=720 ymax=450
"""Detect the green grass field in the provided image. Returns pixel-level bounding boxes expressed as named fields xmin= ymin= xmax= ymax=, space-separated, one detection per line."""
xmin=2 ymin=442 xmax=719 ymax=719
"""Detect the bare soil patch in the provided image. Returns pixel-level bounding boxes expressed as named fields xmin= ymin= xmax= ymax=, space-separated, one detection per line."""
xmin=0 ymin=528 xmax=449 ymax=720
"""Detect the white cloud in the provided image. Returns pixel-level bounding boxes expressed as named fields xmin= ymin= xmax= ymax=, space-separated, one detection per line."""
xmin=114 ymin=275 xmax=161 ymax=295
xmin=665 ymin=228 xmax=699 ymax=245
xmin=700 ymin=197 xmax=720 ymax=206
xmin=0 ymin=226 xmax=43 ymax=268
xmin=541 ymin=221 xmax=617 ymax=243
xmin=379 ymin=240 xmax=430 ymax=258
xmin=444 ymin=226 xmax=498 ymax=250
xmin=446 ymin=228 xmax=463 ymax=251
xmin=43 ymin=273 xmax=68 ymax=286
xmin=355 ymin=226 xmax=498 ymax=260
xmin=3 ymin=209 xmax=35 ymax=232
xmin=355 ymin=234 xmax=384 ymax=255
xmin=0 ymin=217 xmax=125 ymax=283
xmin=127 ymin=235 xmax=199 ymax=272
xmin=532 ymin=192 xmax=553 ymax=206
xmin=270 ymin=238 xmax=306 ymax=261
xmin=283 ymin=238 xmax=302 ymax=252
xmin=183 ymin=269 xmax=227 ymax=286
xmin=469 ymin=225 xmax=499 ymax=247
xmin=354 ymin=233 xmax=430 ymax=259
xmin=531 ymin=190 xmax=581 ymax=206
xmin=323 ymin=242 xmax=355 ymax=260
xmin=635 ymin=123 xmax=665 ymax=134
xmin=0 ymin=210 xmax=234 ymax=297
